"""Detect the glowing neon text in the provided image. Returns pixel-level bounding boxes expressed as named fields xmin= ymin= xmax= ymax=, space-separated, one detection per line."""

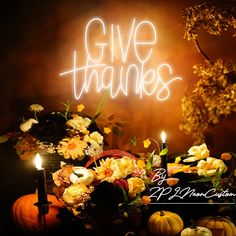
xmin=60 ymin=17 xmax=182 ymax=101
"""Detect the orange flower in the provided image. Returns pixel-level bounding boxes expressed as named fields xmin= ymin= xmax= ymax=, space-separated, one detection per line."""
xmin=57 ymin=137 xmax=88 ymax=160
xmin=103 ymin=127 xmax=112 ymax=134
xmin=142 ymin=196 xmax=151 ymax=206
xmin=77 ymin=104 xmax=85 ymax=112
xmin=221 ymin=152 xmax=232 ymax=161
xmin=167 ymin=178 xmax=179 ymax=186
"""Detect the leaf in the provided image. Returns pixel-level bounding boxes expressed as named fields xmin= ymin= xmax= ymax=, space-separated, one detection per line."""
xmin=115 ymin=122 xmax=123 ymax=128
xmin=148 ymin=150 xmax=155 ymax=162
xmin=159 ymin=147 xmax=168 ymax=156
xmin=146 ymin=161 xmax=152 ymax=171
xmin=189 ymin=177 xmax=212 ymax=183
xmin=112 ymin=126 xmax=122 ymax=137
xmin=231 ymin=152 xmax=236 ymax=158
xmin=92 ymin=90 xmax=109 ymax=122
xmin=113 ymin=219 xmax=123 ymax=224
xmin=127 ymin=194 xmax=141 ymax=206
xmin=129 ymin=136 xmax=137 ymax=146
xmin=92 ymin=112 xmax=101 ymax=121
xmin=120 ymin=187 xmax=128 ymax=203
xmin=0 ymin=135 xmax=9 ymax=143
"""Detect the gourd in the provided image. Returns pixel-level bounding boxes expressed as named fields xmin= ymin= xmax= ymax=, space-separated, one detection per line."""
xmin=11 ymin=193 xmax=64 ymax=233
xmin=197 ymin=216 xmax=236 ymax=236
xmin=148 ymin=210 xmax=184 ymax=236
xmin=181 ymin=225 xmax=212 ymax=236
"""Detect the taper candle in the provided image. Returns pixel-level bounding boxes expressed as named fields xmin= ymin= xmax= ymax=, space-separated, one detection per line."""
xmin=160 ymin=131 xmax=168 ymax=175
xmin=35 ymin=153 xmax=48 ymax=204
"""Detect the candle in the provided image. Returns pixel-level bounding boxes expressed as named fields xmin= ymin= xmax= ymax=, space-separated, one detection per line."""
xmin=35 ymin=153 xmax=48 ymax=204
xmin=160 ymin=131 xmax=168 ymax=175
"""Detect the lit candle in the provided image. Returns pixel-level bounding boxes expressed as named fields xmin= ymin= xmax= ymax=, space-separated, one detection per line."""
xmin=160 ymin=131 xmax=168 ymax=175
xmin=35 ymin=153 xmax=48 ymax=204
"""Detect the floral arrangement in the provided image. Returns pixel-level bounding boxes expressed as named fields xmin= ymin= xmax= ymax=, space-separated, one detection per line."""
xmin=180 ymin=2 xmax=236 ymax=144
xmin=1 ymin=101 xmax=236 ymax=235
xmin=0 ymin=102 xmax=105 ymax=162
xmin=48 ymin=137 xmax=236 ymax=235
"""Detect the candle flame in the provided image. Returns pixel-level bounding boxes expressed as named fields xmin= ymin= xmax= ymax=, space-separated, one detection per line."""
xmin=35 ymin=153 xmax=42 ymax=169
xmin=161 ymin=131 xmax=166 ymax=143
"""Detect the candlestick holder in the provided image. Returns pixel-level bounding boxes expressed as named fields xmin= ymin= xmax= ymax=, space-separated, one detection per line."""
xmin=34 ymin=200 xmax=52 ymax=215
xmin=34 ymin=200 xmax=52 ymax=234
xmin=161 ymin=143 xmax=168 ymax=176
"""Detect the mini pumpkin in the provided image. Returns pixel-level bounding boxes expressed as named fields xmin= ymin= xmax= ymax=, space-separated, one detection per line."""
xmin=11 ymin=193 xmax=64 ymax=233
xmin=181 ymin=225 xmax=212 ymax=236
xmin=148 ymin=210 xmax=184 ymax=236
xmin=197 ymin=216 xmax=236 ymax=236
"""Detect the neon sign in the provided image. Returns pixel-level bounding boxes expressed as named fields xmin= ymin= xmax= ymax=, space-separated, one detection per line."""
xmin=60 ymin=17 xmax=182 ymax=101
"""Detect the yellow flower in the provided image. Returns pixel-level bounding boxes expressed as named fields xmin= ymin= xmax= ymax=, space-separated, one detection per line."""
xmin=88 ymin=131 xmax=104 ymax=145
xmin=175 ymin=156 xmax=181 ymax=164
xmin=197 ymin=157 xmax=227 ymax=176
xmin=184 ymin=143 xmax=209 ymax=162
xmin=103 ymin=127 xmax=112 ymax=134
xmin=137 ymin=160 xmax=146 ymax=169
xmin=77 ymin=104 xmax=85 ymax=112
xmin=116 ymin=156 xmax=136 ymax=178
xmin=28 ymin=104 xmax=44 ymax=112
xmin=143 ymin=138 xmax=151 ymax=148
xmin=62 ymin=183 xmax=93 ymax=208
xmin=94 ymin=158 xmax=118 ymax=182
xmin=127 ymin=177 xmax=146 ymax=198
xmin=66 ymin=116 xmax=91 ymax=134
xmin=57 ymin=137 xmax=88 ymax=160
xmin=94 ymin=156 xmax=135 ymax=182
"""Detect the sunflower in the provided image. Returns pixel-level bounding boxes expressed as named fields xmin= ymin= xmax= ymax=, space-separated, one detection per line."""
xmin=57 ymin=137 xmax=88 ymax=160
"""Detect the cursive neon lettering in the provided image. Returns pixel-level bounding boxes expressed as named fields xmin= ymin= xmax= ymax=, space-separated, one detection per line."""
xmin=60 ymin=17 xmax=182 ymax=101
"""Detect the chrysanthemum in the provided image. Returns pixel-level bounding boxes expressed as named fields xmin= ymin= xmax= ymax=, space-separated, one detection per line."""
xmin=57 ymin=137 xmax=88 ymax=160
xmin=94 ymin=158 xmax=119 ymax=182
xmin=28 ymin=104 xmax=44 ymax=113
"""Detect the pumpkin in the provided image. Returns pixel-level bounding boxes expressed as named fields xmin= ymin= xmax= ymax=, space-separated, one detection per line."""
xmin=196 ymin=216 xmax=236 ymax=236
xmin=148 ymin=210 xmax=184 ymax=236
xmin=181 ymin=225 xmax=212 ymax=236
xmin=11 ymin=193 xmax=64 ymax=233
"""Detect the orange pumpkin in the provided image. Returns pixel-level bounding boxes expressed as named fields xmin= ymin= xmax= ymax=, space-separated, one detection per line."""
xmin=197 ymin=216 xmax=236 ymax=236
xmin=148 ymin=210 xmax=184 ymax=236
xmin=11 ymin=193 xmax=64 ymax=233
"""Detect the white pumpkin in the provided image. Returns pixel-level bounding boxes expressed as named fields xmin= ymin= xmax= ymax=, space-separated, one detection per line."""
xmin=70 ymin=166 xmax=95 ymax=185
xmin=20 ymin=118 xmax=38 ymax=132
xmin=181 ymin=226 xmax=212 ymax=236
